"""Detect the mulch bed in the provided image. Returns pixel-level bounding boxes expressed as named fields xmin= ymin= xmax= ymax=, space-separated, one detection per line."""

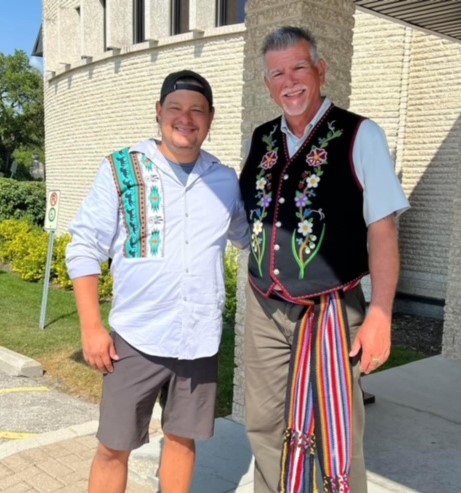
xmin=392 ymin=312 xmax=443 ymax=356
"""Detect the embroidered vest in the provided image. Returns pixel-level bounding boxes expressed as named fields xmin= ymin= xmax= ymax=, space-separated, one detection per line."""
xmin=240 ymin=105 xmax=369 ymax=300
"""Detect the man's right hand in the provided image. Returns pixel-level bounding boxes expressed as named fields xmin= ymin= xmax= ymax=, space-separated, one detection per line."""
xmin=81 ymin=325 xmax=119 ymax=373
xmin=72 ymin=275 xmax=119 ymax=373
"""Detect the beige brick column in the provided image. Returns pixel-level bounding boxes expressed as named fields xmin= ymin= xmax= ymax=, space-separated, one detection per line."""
xmin=442 ymin=127 xmax=461 ymax=361
xmin=232 ymin=0 xmax=356 ymax=422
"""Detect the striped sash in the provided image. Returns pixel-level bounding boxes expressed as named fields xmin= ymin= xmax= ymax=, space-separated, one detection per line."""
xmin=280 ymin=290 xmax=353 ymax=493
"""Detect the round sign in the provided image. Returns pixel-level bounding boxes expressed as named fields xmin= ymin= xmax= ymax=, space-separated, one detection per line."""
xmin=48 ymin=208 xmax=56 ymax=222
xmin=50 ymin=192 xmax=58 ymax=207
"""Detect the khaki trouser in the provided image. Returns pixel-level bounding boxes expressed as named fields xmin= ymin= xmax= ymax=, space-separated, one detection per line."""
xmin=244 ymin=283 xmax=367 ymax=493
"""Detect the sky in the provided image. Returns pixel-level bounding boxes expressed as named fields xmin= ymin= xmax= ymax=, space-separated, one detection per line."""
xmin=0 ymin=0 xmax=43 ymax=69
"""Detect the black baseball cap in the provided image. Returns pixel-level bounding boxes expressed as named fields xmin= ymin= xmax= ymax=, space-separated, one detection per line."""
xmin=159 ymin=70 xmax=213 ymax=107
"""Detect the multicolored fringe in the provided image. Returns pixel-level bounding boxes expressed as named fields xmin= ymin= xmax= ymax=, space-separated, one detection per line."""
xmin=280 ymin=291 xmax=353 ymax=493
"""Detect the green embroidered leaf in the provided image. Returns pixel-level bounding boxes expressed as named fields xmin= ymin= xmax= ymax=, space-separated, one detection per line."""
xmin=291 ymin=230 xmax=304 ymax=276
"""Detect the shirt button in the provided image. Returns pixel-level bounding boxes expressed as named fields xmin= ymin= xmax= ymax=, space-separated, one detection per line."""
xmin=274 ymin=244 xmax=280 ymax=251
xmin=185 ymin=240 xmax=189 ymax=244
xmin=283 ymin=174 xmax=289 ymax=180
xmin=185 ymin=213 xmax=189 ymax=217
xmin=275 ymin=221 xmax=282 ymax=228
xmin=279 ymin=197 xmax=285 ymax=204
xmin=273 ymin=269 xmax=280 ymax=276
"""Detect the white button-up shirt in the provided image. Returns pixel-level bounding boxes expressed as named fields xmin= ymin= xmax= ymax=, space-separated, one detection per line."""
xmin=66 ymin=139 xmax=249 ymax=359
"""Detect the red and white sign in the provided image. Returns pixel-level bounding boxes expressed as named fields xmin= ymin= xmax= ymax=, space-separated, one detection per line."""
xmin=44 ymin=190 xmax=61 ymax=231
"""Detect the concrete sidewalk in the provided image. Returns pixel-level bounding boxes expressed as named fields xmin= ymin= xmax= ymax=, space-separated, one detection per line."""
xmin=0 ymin=355 xmax=460 ymax=492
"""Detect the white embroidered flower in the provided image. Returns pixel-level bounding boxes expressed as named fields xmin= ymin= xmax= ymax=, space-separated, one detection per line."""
xmin=256 ymin=177 xmax=267 ymax=190
xmin=297 ymin=220 xmax=313 ymax=236
xmin=306 ymin=174 xmax=320 ymax=188
xmin=253 ymin=220 xmax=263 ymax=235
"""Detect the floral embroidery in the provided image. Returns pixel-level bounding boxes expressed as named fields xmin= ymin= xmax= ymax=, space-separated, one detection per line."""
xmin=253 ymin=220 xmax=263 ymax=236
xmin=305 ymin=121 xmax=343 ymax=168
xmin=306 ymin=146 xmax=327 ymax=167
xmin=261 ymin=150 xmax=278 ymax=170
xmin=250 ymin=125 xmax=278 ymax=276
xmin=292 ymin=121 xmax=343 ymax=278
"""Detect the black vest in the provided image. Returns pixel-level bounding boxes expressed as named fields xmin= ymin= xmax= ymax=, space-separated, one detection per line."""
xmin=240 ymin=104 xmax=369 ymax=301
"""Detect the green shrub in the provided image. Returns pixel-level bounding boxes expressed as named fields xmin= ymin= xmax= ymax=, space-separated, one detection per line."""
xmin=0 ymin=178 xmax=46 ymax=225
xmin=0 ymin=219 xmax=35 ymax=263
xmin=224 ymin=245 xmax=239 ymax=325
xmin=0 ymin=219 xmax=48 ymax=281
xmin=10 ymin=228 xmax=49 ymax=281
xmin=52 ymin=233 xmax=73 ymax=289
xmin=0 ymin=218 xmax=113 ymax=299
xmin=99 ymin=261 xmax=113 ymax=300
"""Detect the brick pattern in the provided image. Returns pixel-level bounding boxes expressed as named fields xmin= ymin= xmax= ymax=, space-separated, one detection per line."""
xmin=350 ymin=10 xmax=461 ymax=359
xmin=443 ymin=149 xmax=461 ymax=359
xmin=0 ymin=420 xmax=163 ymax=492
xmin=0 ymin=435 xmax=156 ymax=492
xmin=350 ymin=10 xmax=461 ymax=303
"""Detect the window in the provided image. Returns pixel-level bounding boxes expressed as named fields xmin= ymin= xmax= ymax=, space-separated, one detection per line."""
xmin=133 ymin=0 xmax=145 ymax=44
xmin=171 ymin=0 xmax=189 ymax=35
xmin=216 ymin=0 xmax=247 ymax=27
xmin=100 ymin=0 xmax=107 ymax=51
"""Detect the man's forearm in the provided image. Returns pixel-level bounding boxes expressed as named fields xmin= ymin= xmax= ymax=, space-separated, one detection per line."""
xmin=72 ymin=275 xmax=103 ymax=333
xmin=368 ymin=215 xmax=400 ymax=317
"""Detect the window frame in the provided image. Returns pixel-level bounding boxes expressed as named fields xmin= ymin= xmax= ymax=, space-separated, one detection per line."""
xmin=133 ymin=0 xmax=145 ymax=44
xmin=171 ymin=0 xmax=189 ymax=35
xmin=215 ymin=0 xmax=246 ymax=27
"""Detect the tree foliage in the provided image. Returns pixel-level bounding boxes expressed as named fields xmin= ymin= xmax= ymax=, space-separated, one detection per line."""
xmin=0 ymin=50 xmax=44 ymax=175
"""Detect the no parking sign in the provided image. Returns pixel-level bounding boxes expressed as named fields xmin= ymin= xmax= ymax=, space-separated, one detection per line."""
xmin=44 ymin=191 xmax=60 ymax=231
xmin=40 ymin=190 xmax=61 ymax=329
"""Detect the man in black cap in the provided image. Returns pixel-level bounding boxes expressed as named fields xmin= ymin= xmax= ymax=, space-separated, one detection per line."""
xmin=66 ymin=70 xmax=249 ymax=493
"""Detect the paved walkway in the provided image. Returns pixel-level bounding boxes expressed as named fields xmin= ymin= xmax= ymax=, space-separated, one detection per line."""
xmin=0 ymin=355 xmax=460 ymax=492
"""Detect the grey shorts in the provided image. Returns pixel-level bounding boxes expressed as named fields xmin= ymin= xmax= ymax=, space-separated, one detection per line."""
xmin=97 ymin=332 xmax=218 ymax=451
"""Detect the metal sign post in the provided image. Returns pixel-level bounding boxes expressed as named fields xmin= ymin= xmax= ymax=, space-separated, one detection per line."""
xmin=39 ymin=191 xmax=61 ymax=330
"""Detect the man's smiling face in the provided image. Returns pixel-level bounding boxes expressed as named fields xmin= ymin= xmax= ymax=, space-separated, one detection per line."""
xmin=264 ymin=39 xmax=326 ymax=125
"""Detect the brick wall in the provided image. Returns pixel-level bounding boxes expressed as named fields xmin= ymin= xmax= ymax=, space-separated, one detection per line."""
xmin=350 ymin=10 xmax=461 ymax=309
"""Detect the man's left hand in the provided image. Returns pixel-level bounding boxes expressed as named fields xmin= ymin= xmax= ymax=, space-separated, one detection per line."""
xmin=349 ymin=306 xmax=391 ymax=374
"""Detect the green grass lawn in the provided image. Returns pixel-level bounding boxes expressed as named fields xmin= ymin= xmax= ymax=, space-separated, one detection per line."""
xmin=0 ymin=268 xmax=426 ymax=416
xmin=0 ymin=268 xmax=234 ymax=415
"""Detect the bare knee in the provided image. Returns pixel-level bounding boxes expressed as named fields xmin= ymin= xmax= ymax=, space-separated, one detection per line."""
xmin=95 ymin=442 xmax=130 ymax=465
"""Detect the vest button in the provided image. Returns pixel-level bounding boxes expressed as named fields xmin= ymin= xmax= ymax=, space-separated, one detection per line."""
xmin=275 ymin=221 xmax=282 ymax=228
xmin=279 ymin=197 xmax=285 ymax=204
xmin=274 ymin=244 xmax=280 ymax=251
xmin=283 ymin=174 xmax=289 ymax=180
xmin=273 ymin=269 xmax=280 ymax=276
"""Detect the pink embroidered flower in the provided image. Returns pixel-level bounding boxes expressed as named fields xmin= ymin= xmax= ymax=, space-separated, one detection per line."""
xmin=261 ymin=150 xmax=278 ymax=170
xmin=306 ymin=146 xmax=327 ymax=167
